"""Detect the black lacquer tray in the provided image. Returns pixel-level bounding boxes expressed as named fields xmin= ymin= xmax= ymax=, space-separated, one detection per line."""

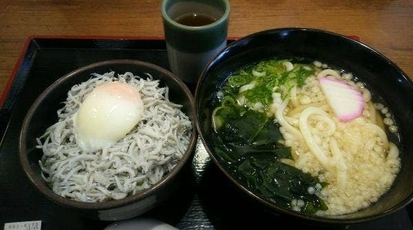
xmin=1 ymin=36 xmax=412 ymax=230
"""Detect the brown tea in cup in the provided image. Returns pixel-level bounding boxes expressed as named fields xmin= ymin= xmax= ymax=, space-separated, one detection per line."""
xmin=175 ymin=13 xmax=217 ymax=26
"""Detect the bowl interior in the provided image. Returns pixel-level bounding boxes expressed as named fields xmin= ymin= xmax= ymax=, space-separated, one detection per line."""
xmin=19 ymin=59 xmax=197 ymax=213
xmin=195 ymin=28 xmax=413 ymax=223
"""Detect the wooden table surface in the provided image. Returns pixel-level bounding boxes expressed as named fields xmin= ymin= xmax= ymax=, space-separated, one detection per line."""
xmin=1 ymin=0 xmax=412 ymax=100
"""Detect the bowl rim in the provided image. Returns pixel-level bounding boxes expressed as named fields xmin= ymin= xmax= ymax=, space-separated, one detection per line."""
xmin=195 ymin=27 xmax=413 ymax=224
xmin=19 ymin=59 xmax=198 ymax=210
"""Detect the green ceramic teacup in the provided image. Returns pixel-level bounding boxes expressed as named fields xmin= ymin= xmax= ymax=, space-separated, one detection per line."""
xmin=161 ymin=0 xmax=230 ymax=84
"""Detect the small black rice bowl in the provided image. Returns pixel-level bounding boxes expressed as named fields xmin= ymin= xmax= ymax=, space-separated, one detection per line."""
xmin=19 ymin=59 xmax=197 ymax=221
xmin=194 ymin=28 xmax=413 ymax=224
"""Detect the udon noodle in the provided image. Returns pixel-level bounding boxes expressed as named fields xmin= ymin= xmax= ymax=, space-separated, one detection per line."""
xmin=211 ymin=59 xmax=401 ymax=216
xmin=37 ymin=71 xmax=192 ymax=202
xmin=272 ymin=66 xmax=400 ymax=215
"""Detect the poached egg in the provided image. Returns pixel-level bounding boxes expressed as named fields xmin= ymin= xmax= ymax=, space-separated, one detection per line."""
xmin=73 ymin=81 xmax=144 ymax=152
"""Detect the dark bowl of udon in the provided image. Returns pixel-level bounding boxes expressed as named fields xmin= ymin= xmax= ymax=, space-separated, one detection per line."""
xmin=194 ymin=28 xmax=413 ymax=224
xmin=19 ymin=59 xmax=197 ymax=221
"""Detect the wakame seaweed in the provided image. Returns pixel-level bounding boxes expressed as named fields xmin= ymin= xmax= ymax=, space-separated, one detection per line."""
xmin=212 ymin=106 xmax=328 ymax=214
xmin=237 ymin=152 xmax=328 ymax=214
xmin=211 ymin=58 xmax=328 ymax=215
